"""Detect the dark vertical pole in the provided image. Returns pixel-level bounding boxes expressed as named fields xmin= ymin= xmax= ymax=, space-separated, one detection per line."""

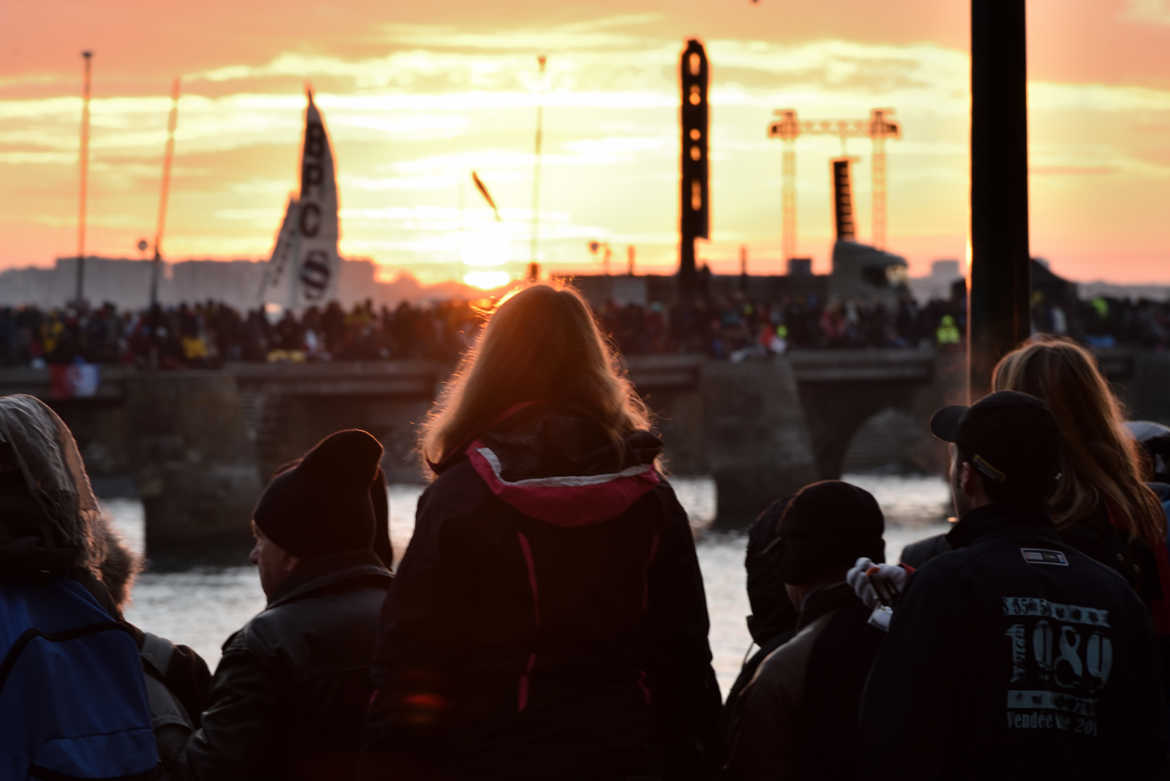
xmin=969 ymin=1 xmax=1031 ymax=399
xmin=679 ymin=39 xmax=709 ymax=301
xmin=76 ymin=50 xmax=93 ymax=305
xmin=530 ymin=55 xmax=546 ymax=268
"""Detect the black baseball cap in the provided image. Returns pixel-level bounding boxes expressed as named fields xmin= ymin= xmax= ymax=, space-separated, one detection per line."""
xmin=777 ymin=480 xmax=885 ymax=585
xmin=930 ymin=391 xmax=1061 ymax=501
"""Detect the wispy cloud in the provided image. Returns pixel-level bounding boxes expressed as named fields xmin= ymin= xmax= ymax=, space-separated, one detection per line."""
xmin=1031 ymin=165 xmax=1119 ymax=176
xmin=1125 ymin=0 xmax=1170 ymax=25
xmin=2 ymin=10 xmax=1168 ymax=281
xmin=378 ymin=13 xmax=665 ymax=52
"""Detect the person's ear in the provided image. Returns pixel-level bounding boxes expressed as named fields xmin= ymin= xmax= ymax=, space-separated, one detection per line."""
xmin=961 ymin=460 xmax=984 ymax=499
xmin=282 ymin=552 xmax=300 ymax=576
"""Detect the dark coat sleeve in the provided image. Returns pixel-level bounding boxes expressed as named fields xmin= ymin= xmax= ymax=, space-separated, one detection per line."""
xmin=858 ymin=567 xmax=959 ymax=780
xmin=168 ymin=631 xmax=284 ymax=781
xmin=363 ymin=484 xmax=459 ymax=774
xmin=646 ymin=484 xmax=724 ymax=780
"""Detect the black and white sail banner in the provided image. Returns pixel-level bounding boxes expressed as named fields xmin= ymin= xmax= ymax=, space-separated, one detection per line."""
xmin=260 ymin=196 xmax=301 ymax=302
xmin=260 ymin=91 xmax=339 ymax=308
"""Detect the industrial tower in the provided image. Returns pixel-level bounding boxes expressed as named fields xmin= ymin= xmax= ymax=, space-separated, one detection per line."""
xmin=679 ymin=39 xmax=709 ymax=296
xmin=767 ymin=108 xmax=901 ymax=258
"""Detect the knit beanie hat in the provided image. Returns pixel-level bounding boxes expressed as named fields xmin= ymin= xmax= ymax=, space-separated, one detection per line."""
xmin=253 ymin=429 xmax=384 ymax=558
xmin=777 ymin=480 xmax=885 ymax=585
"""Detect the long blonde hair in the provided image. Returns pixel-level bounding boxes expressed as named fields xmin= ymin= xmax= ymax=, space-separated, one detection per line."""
xmin=992 ymin=336 xmax=1165 ymax=547
xmin=419 ymin=282 xmax=652 ymax=478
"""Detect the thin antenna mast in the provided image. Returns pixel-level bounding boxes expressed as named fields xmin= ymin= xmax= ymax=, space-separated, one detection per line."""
xmin=76 ymin=51 xmax=93 ymax=305
xmin=151 ymin=78 xmax=180 ymax=309
xmin=530 ymin=55 xmax=547 ymax=267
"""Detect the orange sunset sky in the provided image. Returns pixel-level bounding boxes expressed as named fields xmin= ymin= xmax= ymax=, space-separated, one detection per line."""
xmin=2 ymin=0 xmax=1169 ymax=286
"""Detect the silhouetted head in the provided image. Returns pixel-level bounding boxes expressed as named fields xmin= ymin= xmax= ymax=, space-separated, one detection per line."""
xmin=252 ymin=429 xmax=384 ymax=560
xmin=0 ymin=394 xmax=106 ymax=578
xmin=777 ymin=480 xmax=885 ymax=588
xmin=932 ymin=390 xmax=1062 ymax=518
xmin=992 ymin=336 xmax=1164 ymax=547
xmin=420 ymin=282 xmax=652 ymax=475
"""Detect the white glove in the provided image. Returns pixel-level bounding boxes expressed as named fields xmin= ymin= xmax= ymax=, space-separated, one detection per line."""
xmin=846 ymin=557 xmax=910 ymax=609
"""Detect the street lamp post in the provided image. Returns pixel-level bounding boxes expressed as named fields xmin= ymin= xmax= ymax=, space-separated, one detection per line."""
xmin=76 ymin=50 xmax=93 ymax=306
xmin=531 ymin=55 xmax=547 ymax=268
xmin=588 ymin=241 xmax=612 ymax=275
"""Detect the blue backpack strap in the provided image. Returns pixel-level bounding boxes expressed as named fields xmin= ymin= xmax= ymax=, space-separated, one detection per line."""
xmin=0 ymin=621 xmax=126 ymax=693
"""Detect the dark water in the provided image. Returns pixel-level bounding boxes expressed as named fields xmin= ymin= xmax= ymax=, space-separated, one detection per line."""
xmin=110 ymin=473 xmax=951 ymax=694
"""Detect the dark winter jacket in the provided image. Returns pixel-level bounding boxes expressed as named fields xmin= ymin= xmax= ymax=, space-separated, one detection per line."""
xmin=363 ymin=408 xmax=722 ymax=780
xmin=861 ymin=504 xmax=1166 ymax=780
xmin=723 ymin=583 xmax=882 ymax=781
xmin=723 ymin=497 xmax=797 ymax=746
xmin=902 ymin=502 xmax=1170 ymax=623
xmin=171 ymin=550 xmax=392 ymax=781
xmin=898 ymin=531 xmax=952 ymax=569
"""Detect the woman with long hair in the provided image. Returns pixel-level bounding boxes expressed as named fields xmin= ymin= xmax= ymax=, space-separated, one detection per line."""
xmin=992 ymin=335 xmax=1170 ymax=632
xmin=363 ymin=283 xmax=722 ymax=780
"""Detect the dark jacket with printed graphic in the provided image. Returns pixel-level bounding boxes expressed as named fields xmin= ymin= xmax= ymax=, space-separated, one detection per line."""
xmin=861 ymin=504 xmax=1166 ymax=780
xmin=363 ymin=408 xmax=722 ymax=780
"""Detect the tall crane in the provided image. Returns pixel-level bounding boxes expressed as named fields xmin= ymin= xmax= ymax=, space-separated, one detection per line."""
xmin=767 ymin=107 xmax=901 ymax=258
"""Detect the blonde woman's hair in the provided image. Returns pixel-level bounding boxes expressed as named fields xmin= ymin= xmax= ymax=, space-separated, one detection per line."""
xmin=992 ymin=336 xmax=1165 ymax=548
xmin=419 ymin=282 xmax=652 ymax=478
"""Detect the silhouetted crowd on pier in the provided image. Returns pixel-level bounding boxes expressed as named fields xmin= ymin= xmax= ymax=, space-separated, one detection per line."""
xmin=3 ymin=290 xmax=1169 ymax=369
xmin=5 ymin=283 xmax=1170 ymax=779
xmin=602 ymin=295 xmax=965 ymax=357
xmin=0 ymin=299 xmax=481 ymax=368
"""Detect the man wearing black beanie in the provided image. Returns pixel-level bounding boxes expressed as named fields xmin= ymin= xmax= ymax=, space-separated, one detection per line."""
xmin=164 ymin=429 xmax=394 ymax=781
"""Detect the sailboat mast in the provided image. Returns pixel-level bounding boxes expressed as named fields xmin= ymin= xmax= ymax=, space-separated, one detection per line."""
xmin=150 ymin=78 xmax=180 ymax=309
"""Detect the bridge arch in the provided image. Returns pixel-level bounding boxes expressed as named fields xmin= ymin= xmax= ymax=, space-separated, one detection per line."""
xmin=788 ymin=348 xmax=947 ymax=481
xmin=841 ymin=407 xmax=929 ymax=474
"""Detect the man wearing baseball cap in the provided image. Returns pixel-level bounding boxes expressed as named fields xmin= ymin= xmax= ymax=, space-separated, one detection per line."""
xmin=725 ymin=480 xmax=886 ymax=780
xmin=854 ymin=391 xmax=1165 ymax=778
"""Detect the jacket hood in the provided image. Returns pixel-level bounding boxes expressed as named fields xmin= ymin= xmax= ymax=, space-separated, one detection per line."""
xmin=457 ymin=407 xmax=662 ymax=527
xmin=0 ymin=394 xmax=105 ymax=575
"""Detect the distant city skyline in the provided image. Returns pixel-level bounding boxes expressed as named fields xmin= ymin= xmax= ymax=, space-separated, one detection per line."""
xmin=6 ymin=252 xmax=1167 ymax=314
xmin=2 ymin=0 xmax=1169 ymax=285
